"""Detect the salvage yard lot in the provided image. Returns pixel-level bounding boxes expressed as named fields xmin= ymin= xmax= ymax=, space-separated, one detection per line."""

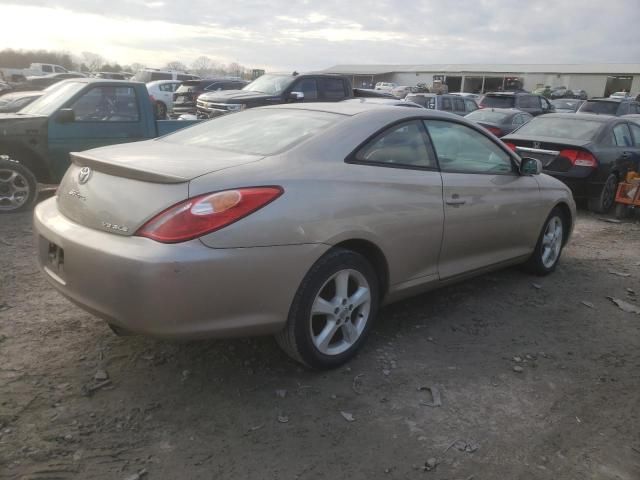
xmin=1 ymin=210 xmax=639 ymax=479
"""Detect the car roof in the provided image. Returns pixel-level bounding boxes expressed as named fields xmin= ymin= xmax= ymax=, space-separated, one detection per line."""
xmin=0 ymin=90 xmax=43 ymax=99
xmin=588 ymin=97 xmax=628 ymax=103
xmin=470 ymin=107 xmax=522 ymax=113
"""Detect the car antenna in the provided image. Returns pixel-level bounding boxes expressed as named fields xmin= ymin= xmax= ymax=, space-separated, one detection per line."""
xmin=292 ymin=71 xmax=299 ymax=76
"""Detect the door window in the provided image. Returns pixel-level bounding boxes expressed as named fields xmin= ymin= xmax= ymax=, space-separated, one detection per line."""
xmin=453 ymin=98 xmax=465 ymax=112
xmin=54 ymin=66 xmax=65 ymax=73
xmin=441 ymin=97 xmax=453 ymax=111
xmin=354 ymin=121 xmax=436 ymax=169
xmin=424 ymin=120 xmax=514 ymax=174
xmin=519 ymin=95 xmax=540 ymax=109
xmin=41 ymin=65 xmax=53 ymax=73
xmin=465 ymin=99 xmax=478 ymax=112
xmin=159 ymin=83 xmax=174 ymax=92
xmin=629 ymin=123 xmax=640 ymax=146
xmin=321 ymin=78 xmax=347 ymax=100
xmin=292 ymin=79 xmax=318 ymax=100
xmin=612 ymin=123 xmax=633 ymax=146
xmin=68 ymin=86 xmax=140 ymax=122
xmin=618 ymin=103 xmax=630 ymax=115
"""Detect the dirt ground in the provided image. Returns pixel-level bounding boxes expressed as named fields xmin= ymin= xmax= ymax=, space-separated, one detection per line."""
xmin=1 ymin=204 xmax=639 ymax=480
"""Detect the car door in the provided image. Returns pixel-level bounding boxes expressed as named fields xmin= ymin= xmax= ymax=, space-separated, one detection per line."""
xmin=609 ymin=122 xmax=640 ymax=173
xmin=348 ymin=120 xmax=444 ymax=286
xmin=423 ymin=119 xmax=542 ymax=279
xmin=48 ymin=85 xmax=147 ymax=177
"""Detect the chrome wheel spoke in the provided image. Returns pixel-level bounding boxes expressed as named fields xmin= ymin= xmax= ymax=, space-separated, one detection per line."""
xmin=316 ymin=320 xmax=340 ymax=351
xmin=342 ymin=321 xmax=358 ymax=344
xmin=312 ymin=297 xmax=335 ymax=316
xmin=349 ymin=287 xmax=370 ymax=310
xmin=334 ymin=270 xmax=350 ymax=299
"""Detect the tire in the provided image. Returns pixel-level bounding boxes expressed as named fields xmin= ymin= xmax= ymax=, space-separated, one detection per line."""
xmin=275 ymin=248 xmax=379 ymax=369
xmin=588 ymin=174 xmax=618 ymax=213
xmin=156 ymin=101 xmax=167 ymax=120
xmin=615 ymin=203 xmax=631 ymax=220
xmin=524 ymin=207 xmax=566 ymax=276
xmin=0 ymin=156 xmax=38 ymax=213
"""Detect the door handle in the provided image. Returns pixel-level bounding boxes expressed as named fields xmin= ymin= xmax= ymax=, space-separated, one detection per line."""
xmin=446 ymin=194 xmax=466 ymax=206
xmin=622 ymin=151 xmax=633 ymax=159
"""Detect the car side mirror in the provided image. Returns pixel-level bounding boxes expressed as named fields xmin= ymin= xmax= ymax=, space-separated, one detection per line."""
xmin=289 ymin=91 xmax=304 ymax=102
xmin=520 ymin=157 xmax=542 ymax=175
xmin=56 ymin=108 xmax=75 ymax=123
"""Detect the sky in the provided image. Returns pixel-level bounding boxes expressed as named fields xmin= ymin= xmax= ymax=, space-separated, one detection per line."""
xmin=0 ymin=0 xmax=639 ymax=72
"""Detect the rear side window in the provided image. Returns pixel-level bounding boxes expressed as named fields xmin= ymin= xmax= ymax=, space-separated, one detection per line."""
xmin=481 ymin=96 xmax=515 ymax=108
xmin=162 ymin=109 xmax=340 ymax=155
xmin=453 ymin=98 xmax=465 ymax=111
xmin=158 ymin=83 xmax=175 ymax=92
xmin=355 ymin=121 xmax=436 ymax=169
xmin=613 ymin=124 xmax=633 ymax=147
xmin=519 ymin=95 xmax=540 ymax=109
xmin=425 ymin=120 xmax=513 ymax=174
xmin=151 ymin=72 xmax=172 ymax=81
xmin=42 ymin=65 xmax=53 ymax=73
xmin=321 ymin=78 xmax=347 ymax=100
xmin=441 ymin=97 xmax=453 ymax=111
xmin=465 ymin=99 xmax=478 ymax=112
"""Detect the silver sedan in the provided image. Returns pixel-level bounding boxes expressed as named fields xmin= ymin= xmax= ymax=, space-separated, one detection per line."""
xmin=34 ymin=103 xmax=575 ymax=369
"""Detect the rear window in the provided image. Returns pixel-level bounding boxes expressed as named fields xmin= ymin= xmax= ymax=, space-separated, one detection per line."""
xmin=579 ymin=101 xmax=619 ymax=115
xmin=481 ymin=95 xmax=515 ymax=108
xmin=161 ymin=109 xmax=342 ymax=155
xmin=514 ymin=116 xmax=603 ymax=141
xmin=551 ymin=99 xmax=581 ymax=110
xmin=466 ymin=110 xmax=509 ymax=122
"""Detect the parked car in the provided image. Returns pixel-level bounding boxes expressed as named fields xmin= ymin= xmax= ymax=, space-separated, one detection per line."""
xmin=550 ymin=86 xmax=573 ymax=99
xmin=341 ymin=98 xmax=424 ymax=108
xmin=503 ymin=113 xmax=640 ymax=212
xmin=465 ymin=108 xmax=532 ymax=137
xmin=480 ymin=92 xmax=554 ymax=116
xmin=610 ymin=91 xmax=632 ymax=99
xmin=0 ymin=90 xmax=44 ymax=113
xmin=33 ymin=102 xmax=575 ymax=369
xmin=533 ymin=85 xmax=552 ymax=97
xmin=132 ymin=69 xmax=199 ymax=83
xmin=390 ymin=85 xmax=412 ymax=99
xmin=577 ymin=98 xmax=640 ymax=116
xmin=0 ymin=63 xmax=68 ymax=83
xmin=404 ymin=93 xmax=478 ymax=116
xmin=451 ymin=92 xmax=482 ymax=102
xmin=146 ymin=80 xmax=182 ymax=119
xmin=0 ymin=81 xmax=12 ymax=95
xmin=571 ymin=89 xmax=588 ymax=100
xmin=374 ymin=82 xmax=398 ymax=92
xmin=26 ymin=72 xmax=86 ymax=90
xmin=550 ymin=99 xmax=585 ymax=113
xmin=170 ymin=79 xmax=248 ymax=119
xmin=0 ymin=79 xmax=200 ymax=212
xmin=196 ymin=73 xmax=362 ymax=119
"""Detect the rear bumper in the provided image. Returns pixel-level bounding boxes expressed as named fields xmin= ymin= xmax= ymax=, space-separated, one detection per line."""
xmin=544 ymin=167 xmax=602 ymax=200
xmin=170 ymin=105 xmax=196 ymax=118
xmin=34 ymin=197 xmax=328 ymax=339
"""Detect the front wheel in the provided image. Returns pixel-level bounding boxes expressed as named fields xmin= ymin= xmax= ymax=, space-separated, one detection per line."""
xmin=0 ymin=157 xmax=38 ymax=213
xmin=524 ymin=208 xmax=566 ymax=275
xmin=588 ymin=174 xmax=618 ymax=213
xmin=275 ymin=248 xmax=379 ymax=369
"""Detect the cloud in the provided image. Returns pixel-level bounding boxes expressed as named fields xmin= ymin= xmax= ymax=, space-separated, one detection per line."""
xmin=0 ymin=0 xmax=638 ymax=71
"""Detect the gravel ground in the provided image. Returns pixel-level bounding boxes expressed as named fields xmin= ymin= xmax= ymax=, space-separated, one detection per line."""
xmin=1 ymin=205 xmax=639 ymax=479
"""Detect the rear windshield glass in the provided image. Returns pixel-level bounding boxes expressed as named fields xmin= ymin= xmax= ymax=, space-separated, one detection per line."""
xmin=579 ymin=101 xmax=619 ymax=115
xmin=514 ymin=116 xmax=602 ymax=140
xmin=481 ymin=96 xmax=515 ymax=108
xmin=466 ymin=110 xmax=509 ymax=122
xmin=551 ymin=99 xmax=580 ymax=110
xmin=161 ymin=109 xmax=342 ymax=155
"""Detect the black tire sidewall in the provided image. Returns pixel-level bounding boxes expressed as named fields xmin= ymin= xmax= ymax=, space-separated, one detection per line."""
xmin=290 ymin=249 xmax=379 ymax=369
xmin=0 ymin=157 xmax=38 ymax=214
xmin=591 ymin=174 xmax=617 ymax=213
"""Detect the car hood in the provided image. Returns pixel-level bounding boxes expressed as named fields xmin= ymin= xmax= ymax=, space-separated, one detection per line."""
xmin=74 ymin=139 xmax=265 ymax=183
xmin=197 ymin=89 xmax=275 ymax=103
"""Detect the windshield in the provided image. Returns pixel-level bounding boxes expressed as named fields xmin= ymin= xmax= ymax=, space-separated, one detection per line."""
xmin=579 ymin=101 xmax=619 ymax=115
xmin=242 ymin=75 xmax=295 ymax=95
xmin=19 ymin=81 xmax=86 ymax=115
xmin=481 ymin=96 xmax=515 ymax=108
xmin=162 ymin=108 xmax=342 ymax=155
xmin=515 ymin=116 xmax=602 ymax=140
xmin=466 ymin=110 xmax=509 ymax=122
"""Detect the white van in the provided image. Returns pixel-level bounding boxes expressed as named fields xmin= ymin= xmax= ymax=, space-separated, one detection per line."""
xmin=132 ymin=69 xmax=200 ymax=83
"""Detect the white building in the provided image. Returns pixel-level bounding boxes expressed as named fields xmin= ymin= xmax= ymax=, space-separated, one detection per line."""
xmin=322 ymin=63 xmax=640 ymax=97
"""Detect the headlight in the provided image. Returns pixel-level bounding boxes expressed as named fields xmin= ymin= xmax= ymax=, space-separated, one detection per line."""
xmin=226 ymin=104 xmax=245 ymax=112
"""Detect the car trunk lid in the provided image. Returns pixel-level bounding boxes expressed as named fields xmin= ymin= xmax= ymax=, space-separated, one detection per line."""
xmin=503 ymin=136 xmax=594 ymax=171
xmin=57 ymin=140 xmax=263 ymax=236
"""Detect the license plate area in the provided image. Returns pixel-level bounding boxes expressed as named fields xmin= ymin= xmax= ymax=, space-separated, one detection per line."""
xmin=44 ymin=241 xmax=66 ymax=284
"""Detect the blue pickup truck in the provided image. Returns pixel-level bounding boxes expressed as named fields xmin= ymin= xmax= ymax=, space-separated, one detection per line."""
xmin=0 ymin=79 xmax=199 ymax=212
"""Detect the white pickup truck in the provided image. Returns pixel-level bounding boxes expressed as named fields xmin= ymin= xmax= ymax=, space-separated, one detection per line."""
xmin=0 ymin=63 xmax=69 ymax=82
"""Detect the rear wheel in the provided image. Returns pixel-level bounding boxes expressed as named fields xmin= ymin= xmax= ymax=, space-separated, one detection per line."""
xmin=0 ymin=157 xmax=38 ymax=213
xmin=588 ymin=174 xmax=618 ymax=213
xmin=524 ymin=208 xmax=566 ymax=275
xmin=275 ymin=248 xmax=379 ymax=369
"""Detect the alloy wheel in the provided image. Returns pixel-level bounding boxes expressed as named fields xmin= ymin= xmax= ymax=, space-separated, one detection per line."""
xmin=309 ymin=269 xmax=371 ymax=356
xmin=0 ymin=168 xmax=30 ymax=211
xmin=541 ymin=216 xmax=563 ymax=269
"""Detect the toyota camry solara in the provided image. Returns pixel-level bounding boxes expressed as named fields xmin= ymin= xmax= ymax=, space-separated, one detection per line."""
xmin=34 ymin=103 xmax=575 ymax=369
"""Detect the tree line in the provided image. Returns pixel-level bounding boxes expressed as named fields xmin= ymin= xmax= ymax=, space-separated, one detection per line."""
xmin=0 ymin=49 xmax=256 ymax=79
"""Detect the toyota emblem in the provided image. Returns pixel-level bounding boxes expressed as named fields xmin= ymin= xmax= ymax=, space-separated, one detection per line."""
xmin=78 ymin=167 xmax=92 ymax=184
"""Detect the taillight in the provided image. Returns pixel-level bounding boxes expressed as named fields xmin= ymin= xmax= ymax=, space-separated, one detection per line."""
xmin=136 ymin=187 xmax=283 ymax=243
xmin=487 ymin=126 xmax=502 ymax=136
xmin=503 ymin=142 xmax=518 ymax=152
xmin=558 ymin=149 xmax=598 ymax=168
